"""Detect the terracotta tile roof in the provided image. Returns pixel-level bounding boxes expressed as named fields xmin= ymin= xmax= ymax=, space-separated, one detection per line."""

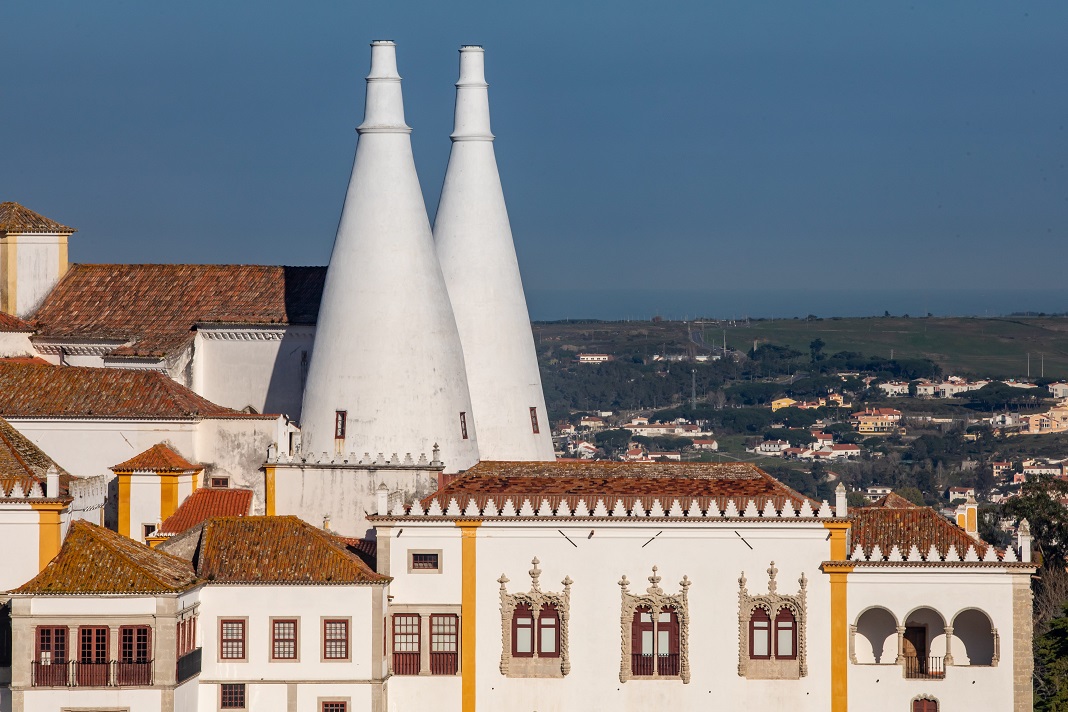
xmin=332 ymin=535 xmax=378 ymax=570
xmin=0 ymin=312 xmax=33 ymax=332
xmin=158 ymin=487 xmax=253 ymax=536
xmin=111 ymin=443 xmax=201 ymax=473
xmin=850 ymin=498 xmax=993 ymax=560
xmin=14 ymin=520 xmax=197 ymax=595
xmin=0 ymin=202 xmax=75 ymax=234
xmin=0 ymin=361 xmax=265 ymax=419
xmin=184 ymin=516 xmax=388 ymax=585
xmin=424 ymin=460 xmax=818 ymax=514
xmin=0 ymin=416 xmax=71 ymax=499
xmin=31 ymin=264 xmax=325 ymax=358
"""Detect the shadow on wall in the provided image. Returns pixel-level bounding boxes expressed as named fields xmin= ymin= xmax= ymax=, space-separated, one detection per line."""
xmin=262 ymin=267 xmax=325 ymax=420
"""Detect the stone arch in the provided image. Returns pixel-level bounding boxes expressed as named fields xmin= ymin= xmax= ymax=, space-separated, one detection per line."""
xmin=951 ymin=608 xmax=997 ymax=666
xmin=902 ymin=607 xmax=949 ymax=659
xmin=853 ymin=606 xmax=898 ymax=664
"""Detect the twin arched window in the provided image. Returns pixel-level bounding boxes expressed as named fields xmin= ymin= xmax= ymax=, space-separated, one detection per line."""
xmin=512 ymin=603 xmax=560 ymax=658
xmin=630 ymin=606 xmax=680 ymax=676
xmin=749 ymin=607 xmax=797 ymax=660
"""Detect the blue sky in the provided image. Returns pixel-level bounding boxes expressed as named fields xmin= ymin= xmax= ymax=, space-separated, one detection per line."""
xmin=3 ymin=1 xmax=1066 ymax=317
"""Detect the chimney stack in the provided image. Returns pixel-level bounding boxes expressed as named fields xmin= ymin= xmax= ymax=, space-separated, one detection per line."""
xmin=433 ymin=45 xmax=555 ymax=462
xmin=835 ymin=482 xmax=847 ymax=517
xmin=1018 ymin=519 xmax=1032 ymax=563
xmin=46 ymin=465 xmax=59 ymax=499
xmin=300 ymin=41 xmax=480 ymax=473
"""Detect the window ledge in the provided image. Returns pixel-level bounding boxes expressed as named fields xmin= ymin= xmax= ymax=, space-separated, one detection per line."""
xmin=505 ymin=656 xmax=564 ymax=679
xmin=744 ymin=658 xmax=801 ymax=680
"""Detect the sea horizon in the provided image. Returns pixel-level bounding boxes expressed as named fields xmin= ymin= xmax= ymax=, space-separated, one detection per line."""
xmin=526 ymin=288 xmax=1068 ymax=322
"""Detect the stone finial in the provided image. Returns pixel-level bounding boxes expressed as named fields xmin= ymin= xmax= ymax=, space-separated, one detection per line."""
xmin=1018 ymin=519 xmax=1032 ymax=563
xmin=376 ymin=482 xmax=389 ymax=515
xmin=431 ymin=443 xmax=442 ymax=466
xmin=767 ymin=562 xmax=778 ymax=592
xmin=835 ymin=482 xmax=848 ymax=517
xmin=498 ymin=573 xmax=510 ymax=590
xmin=680 ymin=575 xmax=691 ymax=592
xmin=529 ymin=557 xmax=542 ymax=592
xmin=647 ymin=566 xmax=664 ymax=595
xmin=618 ymin=574 xmax=630 ymax=591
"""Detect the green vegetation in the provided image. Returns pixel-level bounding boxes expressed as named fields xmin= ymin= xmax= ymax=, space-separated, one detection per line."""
xmin=720 ymin=316 xmax=1068 ymax=380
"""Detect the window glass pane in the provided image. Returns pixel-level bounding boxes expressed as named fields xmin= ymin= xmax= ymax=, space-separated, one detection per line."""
xmin=273 ymin=620 xmax=297 ymax=659
xmin=393 ymin=615 xmax=420 ymax=652
xmin=431 ymin=615 xmax=458 ymax=653
xmin=641 ymin=630 xmax=654 ymax=655
xmin=658 ymin=629 xmax=670 ymax=655
xmin=752 ymin=621 xmax=770 ymax=656
xmin=324 ymin=620 xmax=348 ymax=659
xmin=515 ymin=624 xmax=533 ymax=654
xmin=540 ymin=622 xmax=557 ymax=654
xmin=640 ymin=612 xmax=652 ymax=623
xmin=658 ymin=611 xmax=671 ymax=623
xmin=777 ymin=626 xmax=794 ymax=657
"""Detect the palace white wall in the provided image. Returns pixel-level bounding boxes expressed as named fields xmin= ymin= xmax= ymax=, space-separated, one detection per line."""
xmin=192 ymin=325 xmax=314 ymax=420
xmin=0 ymin=331 xmax=33 ymax=358
xmin=847 ymin=568 xmax=1019 ymax=711
xmin=271 ymin=462 xmax=441 ymax=538
xmin=383 ymin=520 xmax=834 ymax=711
xmin=17 ymin=687 xmax=163 ymax=712
xmin=12 ymin=235 xmax=64 ymax=318
xmin=0 ymin=506 xmax=39 ymax=592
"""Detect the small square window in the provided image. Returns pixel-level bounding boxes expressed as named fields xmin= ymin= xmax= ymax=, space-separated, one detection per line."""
xmin=412 ymin=553 xmax=438 ymax=570
xmin=221 ymin=683 xmax=245 ymax=709
xmin=142 ymin=523 xmax=157 ymax=539
xmin=210 ymin=476 xmax=230 ymax=488
xmin=322 ymin=702 xmax=347 ymax=712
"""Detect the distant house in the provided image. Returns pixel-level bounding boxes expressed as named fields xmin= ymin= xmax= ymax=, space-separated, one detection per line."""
xmin=577 ymin=353 xmax=612 ymax=364
xmin=877 ymin=382 xmax=910 ymax=397
xmin=572 ymin=440 xmax=598 ymax=458
xmin=771 ymin=398 xmax=797 ymax=412
xmin=692 ymin=439 xmax=719 ymax=451
xmin=992 ymin=461 xmax=1012 ymax=479
xmin=812 ymin=432 xmax=834 ymax=447
xmin=948 ymin=486 xmax=976 ymax=502
xmin=914 ymin=381 xmax=937 ymax=398
xmin=864 ymin=485 xmax=893 ymax=502
xmin=579 ymin=415 xmax=606 ymax=430
xmin=648 ymin=451 xmax=682 ymax=461
xmin=624 ymin=447 xmax=648 ymax=461
xmin=756 ymin=440 xmax=790 ymax=455
xmin=852 ymin=408 xmax=902 ymax=435
xmin=1049 ymin=382 xmax=1068 ymax=399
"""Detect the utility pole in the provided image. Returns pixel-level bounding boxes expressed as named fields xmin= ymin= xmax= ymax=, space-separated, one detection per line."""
xmin=691 ymin=369 xmax=697 ymax=410
xmin=1027 ymin=353 xmax=1030 ymax=379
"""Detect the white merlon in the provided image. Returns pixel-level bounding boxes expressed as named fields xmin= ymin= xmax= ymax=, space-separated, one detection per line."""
xmin=300 ymin=41 xmax=480 ymax=472
xmin=433 ymin=45 xmax=555 ymax=462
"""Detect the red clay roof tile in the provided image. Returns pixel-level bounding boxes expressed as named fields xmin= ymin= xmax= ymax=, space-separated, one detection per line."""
xmin=427 ymin=460 xmax=818 ymax=513
xmin=851 ymin=500 xmax=991 ymax=559
xmin=31 ymin=264 xmax=324 ymax=357
xmin=0 ymin=312 xmax=34 ymax=332
xmin=158 ymin=487 xmax=253 ymax=536
xmin=14 ymin=520 xmax=197 ymax=595
xmin=0 ymin=202 xmax=75 ymax=234
xmin=111 ymin=443 xmax=200 ymax=473
xmin=0 ymin=361 xmax=265 ymax=419
xmin=189 ymin=516 xmax=388 ymax=585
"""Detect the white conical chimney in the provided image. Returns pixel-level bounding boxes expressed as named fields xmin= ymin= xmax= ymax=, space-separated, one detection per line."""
xmin=433 ymin=46 xmax=555 ymax=462
xmin=300 ymin=41 xmax=480 ymax=472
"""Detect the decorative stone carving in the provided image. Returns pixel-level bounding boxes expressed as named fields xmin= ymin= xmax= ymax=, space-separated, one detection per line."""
xmin=737 ymin=561 xmax=808 ymax=679
xmin=618 ymin=566 xmax=692 ymax=683
xmin=498 ymin=558 xmax=573 ymax=678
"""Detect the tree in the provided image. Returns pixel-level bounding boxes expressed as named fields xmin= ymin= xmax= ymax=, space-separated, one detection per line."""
xmin=846 ymin=491 xmax=868 ymax=508
xmin=809 ymin=338 xmax=825 ymax=365
xmin=594 ymin=428 xmax=632 ymax=454
xmin=897 ymin=486 xmax=926 ymax=506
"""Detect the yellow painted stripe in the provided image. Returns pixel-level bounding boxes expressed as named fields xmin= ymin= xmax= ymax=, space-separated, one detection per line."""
xmin=30 ymin=502 xmax=64 ymax=571
xmin=265 ymin=466 xmax=276 ymax=516
xmin=823 ymin=521 xmax=853 ymax=712
xmin=160 ymin=473 xmax=179 ymax=522
xmin=1 ymin=235 xmax=16 ymax=314
xmin=457 ymin=521 xmax=481 ymax=712
xmin=117 ymin=473 xmax=131 ymax=538
xmin=57 ymin=236 xmax=68 ymax=280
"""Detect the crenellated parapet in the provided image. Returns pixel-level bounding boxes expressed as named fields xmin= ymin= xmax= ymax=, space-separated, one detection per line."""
xmin=373 ymin=493 xmax=841 ymax=520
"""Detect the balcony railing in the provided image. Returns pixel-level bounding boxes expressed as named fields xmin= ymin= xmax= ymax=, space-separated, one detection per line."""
xmin=176 ymin=648 xmax=202 ymax=684
xmin=393 ymin=651 xmax=420 ymax=675
xmin=31 ymin=660 xmax=154 ymax=687
xmin=430 ymin=651 xmax=457 ymax=675
xmin=631 ymin=653 xmax=680 ymax=677
xmin=903 ymin=655 xmax=945 ymax=680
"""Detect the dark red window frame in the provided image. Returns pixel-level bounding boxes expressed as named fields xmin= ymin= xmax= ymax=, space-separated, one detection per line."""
xmin=79 ymin=626 xmax=108 ymax=663
xmin=322 ymin=702 xmax=347 ymax=712
xmin=430 ymin=613 xmax=459 ymax=675
xmin=334 ymin=410 xmax=347 ymax=440
xmin=749 ymin=608 xmax=772 ymax=660
xmin=220 ymin=682 xmax=246 ymax=709
xmin=120 ymin=625 xmax=151 ymax=663
xmin=512 ymin=603 xmax=535 ymax=657
xmin=271 ymin=619 xmax=298 ymax=660
xmin=538 ymin=604 xmax=560 ymax=657
xmin=530 ymin=407 xmax=540 ymax=434
xmin=459 ymin=412 xmax=468 ymax=439
xmin=220 ymin=619 xmax=246 ymax=660
xmin=392 ymin=614 xmax=420 ymax=675
xmin=323 ymin=619 xmax=349 ymax=660
xmin=774 ymin=608 xmax=797 ymax=660
xmin=411 ymin=553 xmax=439 ymax=570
